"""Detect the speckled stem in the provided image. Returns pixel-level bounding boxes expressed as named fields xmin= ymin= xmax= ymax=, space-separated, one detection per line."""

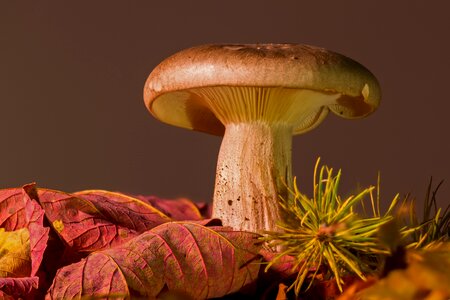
xmin=212 ymin=122 xmax=293 ymax=233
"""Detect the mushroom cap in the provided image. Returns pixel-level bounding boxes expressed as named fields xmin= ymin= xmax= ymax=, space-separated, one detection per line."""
xmin=144 ymin=44 xmax=381 ymax=136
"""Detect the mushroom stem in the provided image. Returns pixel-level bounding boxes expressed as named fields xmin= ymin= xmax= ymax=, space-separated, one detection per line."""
xmin=212 ymin=122 xmax=293 ymax=233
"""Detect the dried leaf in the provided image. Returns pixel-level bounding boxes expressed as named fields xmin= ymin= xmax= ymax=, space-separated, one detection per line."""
xmin=306 ymin=276 xmax=359 ymax=300
xmin=195 ymin=202 xmax=212 ymax=219
xmin=336 ymin=277 xmax=377 ymax=300
xmin=260 ymin=250 xmax=298 ymax=278
xmin=0 ymin=183 xmax=47 ymax=231
xmin=25 ymin=199 xmax=50 ymax=277
xmin=46 ymin=252 xmax=130 ymax=299
xmin=0 ymin=187 xmax=31 ymax=230
xmin=136 ymin=195 xmax=204 ymax=221
xmin=190 ymin=218 xmax=222 ymax=227
xmin=74 ymin=190 xmax=171 ymax=231
xmin=0 ymin=290 xmax=14 ymax=299
xmin=0 ymin=277 xmax=39 ymax=298
xmin=38 ymin=189 xmax=171 ymax=252
xmin=405 ymin=243 xmax=450 ymax=292
xmin=359 ymin=243 xmax=450 ymax=300
xmin=275 ymin=283 xmax=288 ymax=300
xmin=0 ymin=184 xmax=50 ymax=298
xmin=47 ymin=222 xmax=261 ymax=299
xmin=0 ymin=228 xmax=31 ymax=278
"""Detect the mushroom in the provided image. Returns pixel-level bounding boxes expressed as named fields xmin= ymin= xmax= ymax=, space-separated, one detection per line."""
xmin=144 ymin=44 xmax=380 ymax=233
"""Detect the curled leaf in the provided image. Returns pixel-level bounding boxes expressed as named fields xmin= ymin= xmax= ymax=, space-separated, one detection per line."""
xmin=0 ymin=277 xmax=39 ymax=298
xmin=25 ymin=199 xmax=50 ymax=277
xmin=196 ymin=202 xmax=212 ymax=219
xmin=190 ymin=218 xmax=222 ymax=227
xmin=0 ymin=183 xmax=47 ymax=231
xmin=47 ymin=222 xmax=262 ymax=299
xmin=38 ymin=189 xmax=171 ymax=252
xmin=73 ymin=190 xmax=171 ymax=231
xmin=135 ymin=195 xmax=204 ymax=221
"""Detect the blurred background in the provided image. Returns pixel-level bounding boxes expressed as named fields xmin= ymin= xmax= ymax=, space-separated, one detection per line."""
xmin=1 ymin=1 xmax=449 ymax=210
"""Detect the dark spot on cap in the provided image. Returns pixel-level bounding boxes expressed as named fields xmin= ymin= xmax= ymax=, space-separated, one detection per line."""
xmin=228 ymin=200 xmax=233 ymax=206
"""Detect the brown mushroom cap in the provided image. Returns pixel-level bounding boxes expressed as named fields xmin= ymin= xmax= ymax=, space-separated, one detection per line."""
xmin=144 ymin=44 xmax=381 ymax=136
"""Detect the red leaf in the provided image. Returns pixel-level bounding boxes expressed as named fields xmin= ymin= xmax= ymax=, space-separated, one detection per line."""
xmin=0 ymin=184 xmax=49 ymax=298
xmin=190 ymin=218 xmax=222 ymax=227
xmin=47 ymin=222 xmax=262 ymax=299
xmin=0 ymin=183 xmax=45 ymax=230
xmin=260 ymin=250 xmax=298 ymax=278
xmin=24 ymin=199 xmax=50 ymax=277
xmin=195 ymin=202 xmax=213 ymax=219
xmin=29 ymin=222 xmax=50 ymax=277
xmin=136 ymin=195 xmax=204 ymax=221
xmin=38 ymin=189 xmax=171 ymax=252
xmin=74 ymin=190 xmax=171 ymax=231
xmin=0 ymin=187 xmax=30 ymax=230
xmin=46 ymin=253 xmax=130 ymax=299
xmin=0 ymin=290 xmax=14 ymax=299
xmin=0 ymin=277 xmax=39 ymax=299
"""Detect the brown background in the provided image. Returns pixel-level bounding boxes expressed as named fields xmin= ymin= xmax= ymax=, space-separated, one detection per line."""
xmin=1 ymin=1 xmax=449 ymax=210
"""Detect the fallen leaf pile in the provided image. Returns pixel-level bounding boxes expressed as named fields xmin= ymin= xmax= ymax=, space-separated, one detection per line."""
xmin=0 ymin=184 xmax=262 ymax=299
xmin=2 ymin=184 xmax=448 ymax=299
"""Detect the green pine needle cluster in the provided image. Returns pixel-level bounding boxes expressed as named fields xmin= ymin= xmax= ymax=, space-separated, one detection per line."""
xmin=264 ymin=159 xmax=400 ymax=294
xmin=404 ymin=178 xmax=449 ymax=249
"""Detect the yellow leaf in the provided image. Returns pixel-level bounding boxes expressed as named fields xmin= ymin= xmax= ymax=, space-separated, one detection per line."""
xmin=405 ymin=243 xmax=450 ymax=294
xmin=358 ymin=243 xmax=450 ymax=300
xmin=0 ymin=228 xmax=31 ymax=278
xmin=53 ymin=220 xmax=64 ymax=233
